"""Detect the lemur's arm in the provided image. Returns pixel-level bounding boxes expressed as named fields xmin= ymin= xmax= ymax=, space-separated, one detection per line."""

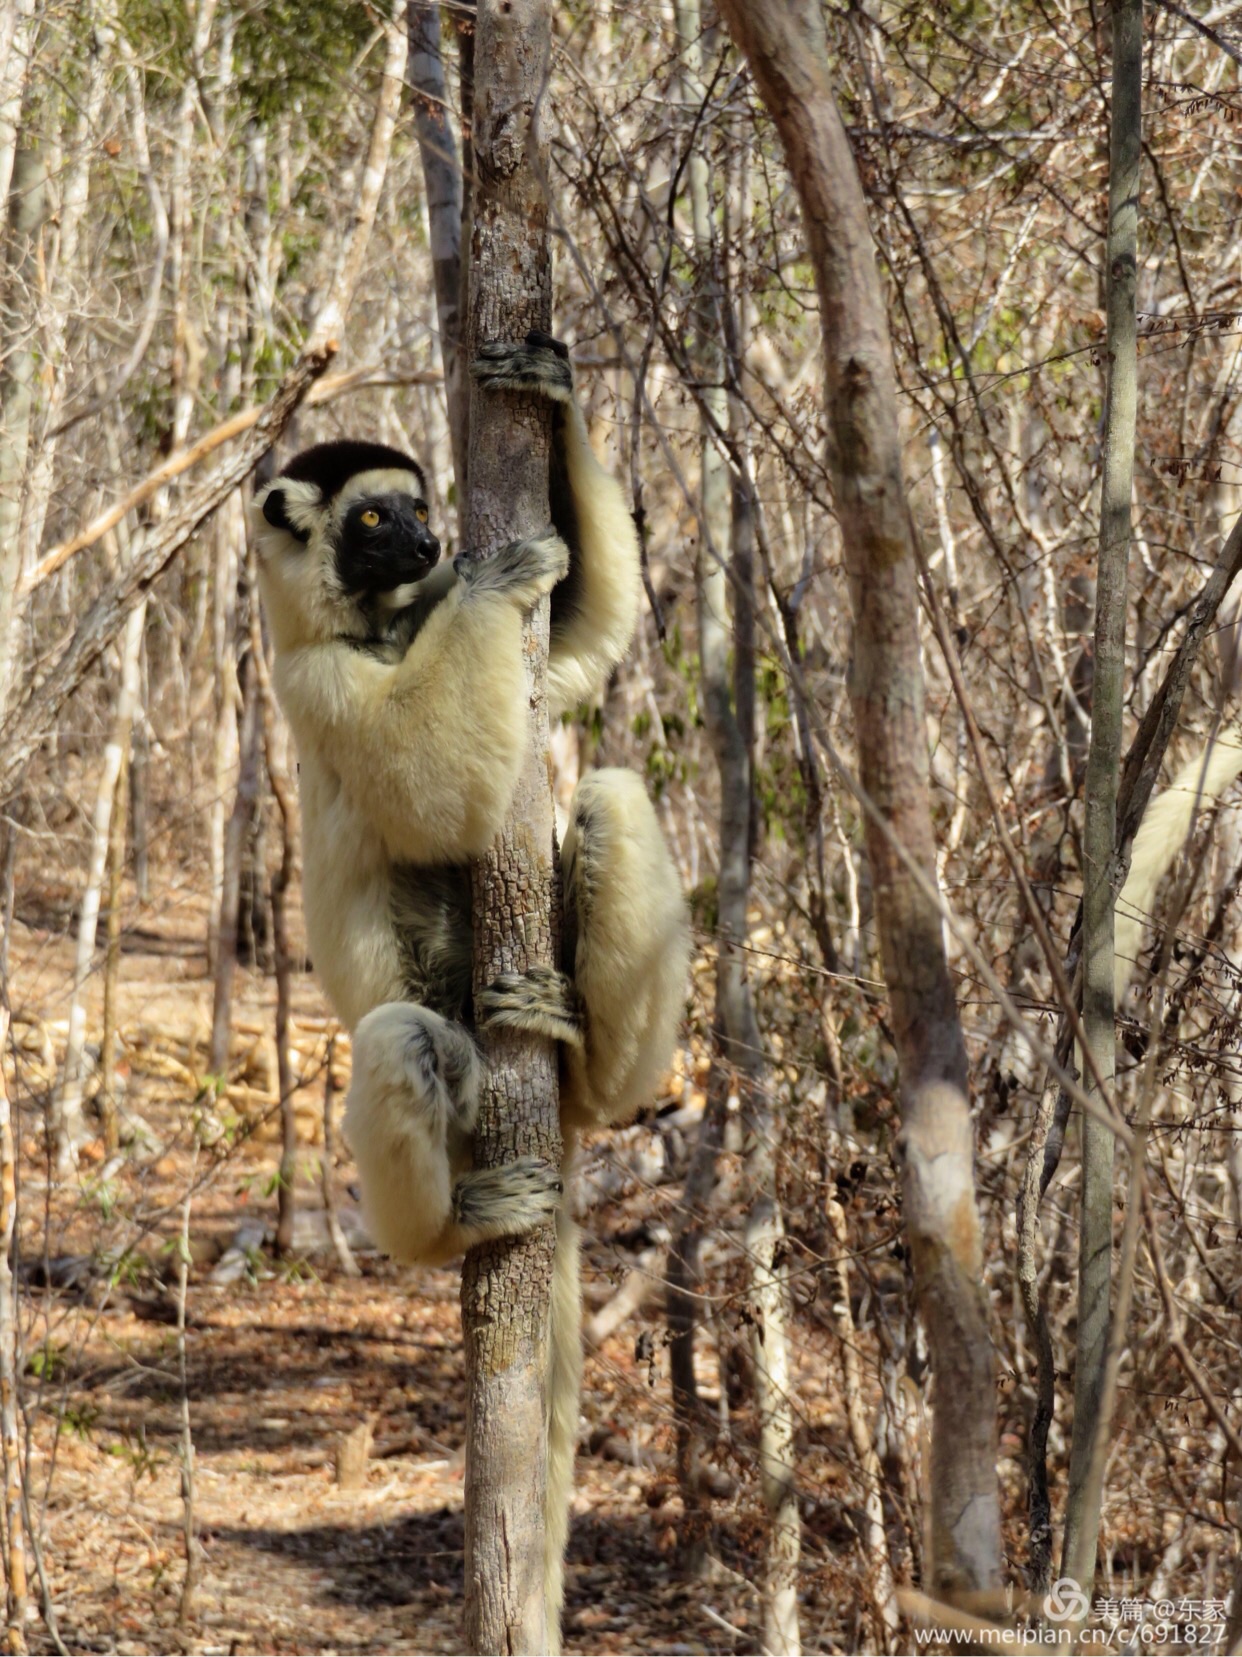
xmin=276 ymin=531 xmax=567 ymax=865
xmin=473 ymin=333 xmax=641 ymax=717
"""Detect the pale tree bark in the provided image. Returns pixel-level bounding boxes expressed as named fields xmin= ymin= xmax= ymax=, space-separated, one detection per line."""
xmin=208 ymin=629 xmax=259 ymax=1079
xmin=53 ymin=597 xmax=144 ymax=1171
xmin=675 ymin=5 xmax=800 ymax=1646
xmin=459 ymin=1 xmax=559 ymax=1651
xmin=716 ymin=0 xmax=1001 ymax=1600
xmin=249 ymin=551 xmax=300 ymax=1256
xmin=98 ymin=707 xmax=127 ymax=1155
xmin=18 ymin=20 xmax=109 ymax=574
xmin=0 ymin=0 xmax=33 ymax=231
xmin=1062 ymin=0 xmax=1142 ymax=1596
xmin=407 ymin=1 xmax=468 ymax=493
xmin=0 ymin=140 xmax=46 ymax=717
xmin=0 ymin=1006 xmax=26 ymax=1653
xmin=667 ymin=1047 xmax=724 ymax=1568
xmin=206 ymin=504 xmax=240 ymax=978
xmin=307 ymin=15 xmax=408 ymax=351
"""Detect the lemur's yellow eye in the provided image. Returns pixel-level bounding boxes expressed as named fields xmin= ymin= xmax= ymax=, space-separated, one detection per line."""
xmin=361 ymin=509 xmax=380 ymax=527
xmin=416 ymin=505 xmax=429 ymax=523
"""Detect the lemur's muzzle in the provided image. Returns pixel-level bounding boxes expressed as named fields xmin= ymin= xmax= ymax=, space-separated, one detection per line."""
xmin=380 ymin=498 xmax=441 ymax=580
xmin=340 ymin=494 xmax=441 ymax=594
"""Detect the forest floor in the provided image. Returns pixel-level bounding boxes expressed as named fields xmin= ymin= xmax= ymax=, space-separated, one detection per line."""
xmin=2 ymin=884 xmax=817 ymax=1656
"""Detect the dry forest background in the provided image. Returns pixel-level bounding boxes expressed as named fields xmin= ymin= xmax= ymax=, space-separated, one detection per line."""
xmin=0 ymin=0 xmax=1241 ymax=1651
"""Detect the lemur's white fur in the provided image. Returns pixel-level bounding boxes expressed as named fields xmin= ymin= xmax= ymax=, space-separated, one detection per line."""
xmin=1114 ymin=725 xmax=1242 ymax=996
xmin=250 ymin=344 xmax=688 ymax=1652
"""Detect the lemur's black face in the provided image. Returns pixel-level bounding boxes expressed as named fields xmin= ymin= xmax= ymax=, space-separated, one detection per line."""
xmin=336 ymin=493 xmax=441 ymax=596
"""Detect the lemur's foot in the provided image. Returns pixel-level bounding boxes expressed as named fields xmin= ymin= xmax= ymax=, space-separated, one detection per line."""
xmin=451 ymin=1156 xmax=562 ymax=1238
xmin=351 ymin=1002 xmax=482 ymax=1131
xmin=471 ymin=331 xmax=574 ymax=404
xmin=454 ymin=525 xmax=569 ymax=600
xmin=477 ymin=965 xmax=584 ymax=1047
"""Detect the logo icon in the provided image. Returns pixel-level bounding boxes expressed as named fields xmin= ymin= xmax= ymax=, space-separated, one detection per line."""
xmin=1044 ymin=1578 xmax=1090 ymax=1623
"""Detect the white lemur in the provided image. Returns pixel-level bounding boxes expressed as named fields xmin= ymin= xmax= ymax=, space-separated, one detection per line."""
xmin=250 ymin=332 xmax=689 ymax=1648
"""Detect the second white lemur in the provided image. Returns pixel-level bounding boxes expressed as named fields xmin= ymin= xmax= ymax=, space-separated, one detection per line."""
xmin=250 ymin=333 xmax=690 ymax=1651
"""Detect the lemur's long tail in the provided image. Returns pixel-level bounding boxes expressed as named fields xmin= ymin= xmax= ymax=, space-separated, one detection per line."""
xmin=1114 ymin=726 xmax=1242 ymax=996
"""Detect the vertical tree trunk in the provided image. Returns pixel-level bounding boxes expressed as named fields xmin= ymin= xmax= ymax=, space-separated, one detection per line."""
xmin=715 ymin=0 xmax=1001 ymax=1600
xmin=459 ymin=2 xmax=559 ymax=1651
xmin=0 ymin=141 xmax=46 ymax=717
xmin=98 ymin=734 xmax=127 ymax=1156
xmin=0 ymin=1006 xmax=26 ymax=1654
xmin=406 ymin=1 xmax=468 ymax=494
xmin=208 ymin=632 xmax=260 ymax=1080
xmin=19 ymin=22 xmax=108 ymax=576
xmin=0 ymin=0 xmax=35 ymax=213
xmin=676 ymin=7 xmax=801 ymax=1643
xmin=129 ymin=683 xmax=150 ymax=905
xmin=304 ymin=16 xmax=407 ymax=351
xmin=55 ymin=599 xmax=145 ymax=1171
xmin=667 ymin=1044 xmax=725 ymax=1571
xmin=250 ymin=557 xmax=299 ymax=1256
xmin=1062 ymin=0 xmax=1142 ymax=1595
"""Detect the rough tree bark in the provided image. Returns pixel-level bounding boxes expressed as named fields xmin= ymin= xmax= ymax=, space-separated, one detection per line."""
xmin=458 ymin=1 xmax=560 ymax=1652
xmin=1062 ymin=0 xmax=1142 ymax=1595
xmin=715 ymin=0 xmax=1001 ymax=1600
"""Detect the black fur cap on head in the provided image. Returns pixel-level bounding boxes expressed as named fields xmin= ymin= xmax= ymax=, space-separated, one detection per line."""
xmin=273 ymin=440 xmax=428 ymax=502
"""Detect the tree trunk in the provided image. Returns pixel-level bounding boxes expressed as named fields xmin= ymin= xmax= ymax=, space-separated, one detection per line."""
xmin=715 ymin=0 xmax=1001 ymax=1600
xmin=459 ymin=2 xmax=559 ymax=1651
xmin=208 ymin=625 xmax=260 ymax=1081
xmin=19 ymin=25 xmax=109 ymax=577
xmin=407 ymin=1 xmax=468 ymax=495
xmin=54 ymin=597 xmax=144 ymax=1171
xmin=207 ymin=504 xmax=240 ymax=976
xmin=98 ymin=733 xmax=127 ymax=1156
xmin=0 ymin=0 xmax=35 ymax=214
xmin=0 ymin=140 xmax=46 ymax=717
xmin=251 ymin=552 xmax=299 ymax=1256
xmin=676 ymin=6 xmax=801 ymax=1642
xmin=667 ymin=1042 xmax=724 ymax=1572
xmin=1061 ymin=0 xmax=1142 ymax=1596
xmin=0 ymin=1005 xmax=26 ymax=1653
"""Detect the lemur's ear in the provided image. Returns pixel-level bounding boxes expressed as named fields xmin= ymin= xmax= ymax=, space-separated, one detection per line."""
xmin=262 ymin=486 xmax=311 ymax=544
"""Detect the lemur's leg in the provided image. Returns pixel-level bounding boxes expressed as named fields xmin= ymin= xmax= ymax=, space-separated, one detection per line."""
xmin=345 ymin=1002 xmax=560 ymax=1265
xmin=471 ymin=332 xmax=640 ymax=716
xmin=559 ymin=769 xmax=691 ymax=1130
